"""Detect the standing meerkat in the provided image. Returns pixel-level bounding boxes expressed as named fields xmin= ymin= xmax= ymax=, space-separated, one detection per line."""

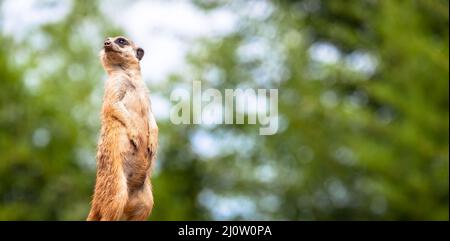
xmin=87 ymin=36 xmax=158 ymax=221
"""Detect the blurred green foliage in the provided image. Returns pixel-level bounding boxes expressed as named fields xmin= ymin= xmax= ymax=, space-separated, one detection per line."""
xmin=0 ymin=0 xmax=448 ymax=220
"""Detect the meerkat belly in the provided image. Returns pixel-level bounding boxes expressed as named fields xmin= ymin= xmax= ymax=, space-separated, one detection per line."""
xmin=122 ymin=89 xmax=151 ymax=189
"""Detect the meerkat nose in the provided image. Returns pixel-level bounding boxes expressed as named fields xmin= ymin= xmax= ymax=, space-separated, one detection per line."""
xmin=104 ymin=40 xmax=112 ymax=47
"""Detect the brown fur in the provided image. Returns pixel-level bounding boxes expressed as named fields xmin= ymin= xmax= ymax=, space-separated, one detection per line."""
xmin=87 ymin=36 xmax=158 ymax=221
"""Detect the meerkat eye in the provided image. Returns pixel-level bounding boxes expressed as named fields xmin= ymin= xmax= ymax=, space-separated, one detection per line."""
xmin=115 ymin=38 xmax=128 ymax=46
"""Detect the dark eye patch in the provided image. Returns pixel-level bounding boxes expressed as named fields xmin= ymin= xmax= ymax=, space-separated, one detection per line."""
xmin=114 ymin=37 xmax=129 ymax=46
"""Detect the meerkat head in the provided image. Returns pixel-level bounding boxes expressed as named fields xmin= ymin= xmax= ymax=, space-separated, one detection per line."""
xmin=100 ymin=36 xmax=145 ymax=71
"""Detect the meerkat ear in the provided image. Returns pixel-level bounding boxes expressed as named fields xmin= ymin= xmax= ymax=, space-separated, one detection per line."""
xmin=136 ymin=48 xmax=144 ymax=61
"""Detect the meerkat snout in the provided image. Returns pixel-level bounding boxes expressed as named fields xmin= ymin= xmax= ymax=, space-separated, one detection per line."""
xmin=104 ymin=40 xmax=114 ymax=53
xmin=104 ymin=39 xmax=112 ymax=48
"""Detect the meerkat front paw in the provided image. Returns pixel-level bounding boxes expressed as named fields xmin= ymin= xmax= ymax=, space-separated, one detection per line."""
xmin=147 ymin=141 xmax=156 ymax=156
xmin=147 ymin=128 xmax=158 ymax=156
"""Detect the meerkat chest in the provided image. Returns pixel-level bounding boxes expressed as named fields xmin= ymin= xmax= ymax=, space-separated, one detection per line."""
xmin=122 ymin=80 xmax=150 ymax=116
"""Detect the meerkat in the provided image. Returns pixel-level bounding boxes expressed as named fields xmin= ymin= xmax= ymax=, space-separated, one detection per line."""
xmin=87 ymin=36 xmax=158 ymax=221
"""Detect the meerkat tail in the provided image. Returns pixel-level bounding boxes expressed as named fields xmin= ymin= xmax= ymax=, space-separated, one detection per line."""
xmin=87 ymin=138 xmax=128 ymax=221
